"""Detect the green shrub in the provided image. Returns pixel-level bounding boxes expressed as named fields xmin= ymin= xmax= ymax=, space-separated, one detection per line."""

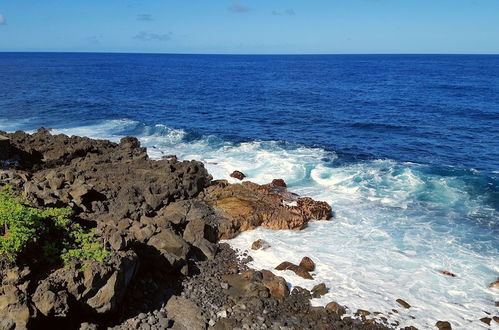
xmin=0 ymin=186 xmax=110 ymax=267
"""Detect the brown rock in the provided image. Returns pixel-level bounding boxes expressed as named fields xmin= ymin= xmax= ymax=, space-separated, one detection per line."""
xmin=435 ymin=321 xmax=452 ymax=330
xmin=356 ymin=309 xmax=371 ymax=316
xmin=263 ymin=275 xmax=289 ymax=299
xmin=493 ymin=316 xmax=499 ymax=323
xmin=230 ymin=170 xmax=246 ymax=180
xmin=396 ymin=298 xmax=411 ymax=309
xmin=489 ymin=277 xmax=499 ymax=288
xmin=439 ymin=270 xmax=457 ymax=277
xmin=325 ymin=301 xmax=346 ymax=316
xmin=299 ymin=256 xmax=315 ymax=272
xmin=275 ymin=261 xmax=313 ymax=280
xmin=251 ymin=239 xmax=270 ymax=250
xmin=480 ymin=317 xmax=491 ymax=325
xmin=271 ymin=179 xmax=287 ymax=187
xmin=165 ymin=296 xmax=206 ymax=330
xmin=204 ymin=181 xmax=332 ymax=239
xmin=311 ymin=283 xmax=328 ymax=297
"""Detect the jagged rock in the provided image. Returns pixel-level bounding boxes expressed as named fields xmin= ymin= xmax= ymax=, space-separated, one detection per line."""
xmin=299 ymin=256 xmax=315 ymax=272
xmin=165 ymin=296 xmax=206 ymax=330
xmin=0 ymin=267 xmax=31 ymax=329
xmin=275 ymin=261 xmax=313 ymax=280
xmin=230 ymin=171 xmax=246 ymax=180
xmin=148 ymin=229 xmax=190 ymax=259
xmin=396 ymin=299 xmax=411 ymax=309
xmin=84 ymin=251 xmax=138 ymax=313
xmin=251 ymin=239 xmax=270 ymax=250
xmin=205 ymin=181 xmax=332 ymax=239
xmin=435 ymin=321 xmax=452 ymax=330
xmin=32 ymin=280 xmax=70 ymax=317
xmin=260 ymin=272 xmax=289 ymax=299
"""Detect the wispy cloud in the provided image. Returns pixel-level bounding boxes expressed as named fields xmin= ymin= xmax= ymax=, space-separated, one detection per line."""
xmin=137 ymin=14 xmax=153 ymax=22
xmin=0 ymin=14 xmax=6 ymax=25
xmin=272 ymin=9 xmax=296 ymax=16
xmin=228 ymin=2 xmax=250 ymax=13
xmin=134 ymin=31 xmax=172 ymax=42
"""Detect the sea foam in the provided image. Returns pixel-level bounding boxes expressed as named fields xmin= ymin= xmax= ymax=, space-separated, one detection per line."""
xmin=8 ymin=119 xmax=498 ymax=329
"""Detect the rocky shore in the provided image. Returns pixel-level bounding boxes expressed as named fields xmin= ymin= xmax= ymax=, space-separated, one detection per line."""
xmin=0 ymin=129 xmax=441 ymax=329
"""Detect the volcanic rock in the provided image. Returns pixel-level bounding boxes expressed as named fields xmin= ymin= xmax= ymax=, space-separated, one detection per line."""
xmin=251 ymin=239 xmax=270 ymax=250
xmin=275 ymin=261 xmax=314 ymax=280
xmin=299 ymin=256 xmax=315 ymax=272
xmin=489 ymin=277 xmax=499 ymax=288
xmin=439 ymin=270 xmax=457 ymax=277
xmin=325 ymin=301 xmax=346 ymax=315
xmin=435 ymin=321 xmax=452 ymax=330
xmin=311 ymin=283 xmax=328 ymax=297
xmin=229 ymin=170 xmax=246 ymax=180
xmin=271 ymin=178 xmax=287 ymax=187
xmin=396 ymin=299 xmax=411 ymax=309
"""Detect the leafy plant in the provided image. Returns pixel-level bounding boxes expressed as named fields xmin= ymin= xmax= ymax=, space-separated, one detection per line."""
xmin=0 ymin=186 xmax=110 ymax=267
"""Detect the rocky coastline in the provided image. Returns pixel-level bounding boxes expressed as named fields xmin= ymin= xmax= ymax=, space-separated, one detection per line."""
xmin=0 ymin=129 xmax=438 ymax=329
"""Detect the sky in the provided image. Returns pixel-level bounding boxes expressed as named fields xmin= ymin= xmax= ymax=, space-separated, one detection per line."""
xmin=0 ymin=0 xmax=499 ymax=54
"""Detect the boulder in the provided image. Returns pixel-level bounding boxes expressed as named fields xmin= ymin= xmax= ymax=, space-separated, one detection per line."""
xmin=275 ymin=262 xmax=313 ymax=280
xmin=32 ymin=280 xmax=70 ymax=317
xmin=0 ymin=267 xmax=31 ymax=329
xmin=148 ymin=229 xmax=190 ymax=259
xmin=251 ymin=239 xmax=270 ymax=250
xmin=299 ymin=257 xmax=315 ymax=272
xmin=480 ymin=317 xmax=491 ymax=325
xmin=260 ymin=272 xmax=289 ymax=299
xmin=435 ymin=321 xmax=452 ymax=330
xmin=271 ymin=179 xmax=287 ymax=188
xmin=325 ymin=301 xmax=346 ymax=316
xmin=165 ymin=296 xmax=206 ymax=330
xmin=311 ymin=283 xmax=328 ymax=297
xmin=396 ymin=299 xmax=411 ymax=309
xmin=230 ymin=171 xmax=246 ymax=180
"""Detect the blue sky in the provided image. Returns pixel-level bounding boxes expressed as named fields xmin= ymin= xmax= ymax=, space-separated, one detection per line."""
xmin=0 ymin=0 xmax=498 ymax=54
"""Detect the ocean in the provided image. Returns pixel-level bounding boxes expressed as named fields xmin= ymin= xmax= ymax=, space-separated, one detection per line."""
xmin=1 ymin=53 xmax=498 ymax=328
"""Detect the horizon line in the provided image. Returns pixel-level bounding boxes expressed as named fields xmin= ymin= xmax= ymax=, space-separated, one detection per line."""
xmin=1 ymin=51 xmax=499 ymax=56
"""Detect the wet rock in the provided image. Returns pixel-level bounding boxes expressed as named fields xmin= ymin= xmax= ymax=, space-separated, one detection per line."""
xmin=230 ymin=171 xmax=246 ymax=180
xmin=435 ymin=321 xmax=452 ymax=330
xmin=439 ymin=270 xmax=457 ymax=277
xmin=204 ymin=181 xmax=332 ymax=239
xmin=493 ymin=316 xmax=499 ymax=323
xmin=396 ymin=298 xmax=411 ymax=309
xmin=165 ymin=296 xmax=206 ymax=330
xmin=271 ymin=179 xmax=287 ymax=188
xmin=251 ymin=239 xmax=270 ymax=250
xmin=311 ymin=283 xmax=328 ymax=297
xmin=480 ymin=317 xmax=491 ymax=325
xmin=289 ymin=197 xmax=332 ymax=220
xmin=489 ymin=277 xmax=499 ymax=288
xmin=299 ymin=256 xmax=315 ymax=272
xmin=325 ymin=301 xmax=346 ymax=315
xmin=275 ymin=261 xmax=313 ymax=280
xmin=356 ymin=309 xmax=371 ymax=316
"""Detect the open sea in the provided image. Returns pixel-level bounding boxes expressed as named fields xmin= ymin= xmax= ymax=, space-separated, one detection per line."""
xmin=1 ymin=53 xmax=498 ymax=329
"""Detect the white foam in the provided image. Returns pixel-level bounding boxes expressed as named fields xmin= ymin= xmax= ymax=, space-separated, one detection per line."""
xmin=12 ymin=119 xmax=498 ymax=329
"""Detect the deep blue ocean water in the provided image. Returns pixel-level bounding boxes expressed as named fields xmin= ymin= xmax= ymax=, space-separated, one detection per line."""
xmin=0 ymin=53 xmax=498 ymax=328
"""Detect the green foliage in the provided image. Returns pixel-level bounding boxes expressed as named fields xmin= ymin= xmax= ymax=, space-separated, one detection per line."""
xmin=0 ymin=186 xmax=110 ymax=267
